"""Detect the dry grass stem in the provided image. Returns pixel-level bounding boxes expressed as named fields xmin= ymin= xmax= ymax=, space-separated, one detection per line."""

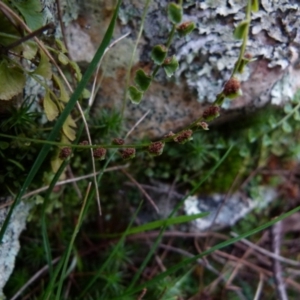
xmin=136 ymin=288 xmax=147 ymax=300
xmin=0 ymin=164 xmax=129 ymax=209
xmin=253 ymin=273 xmax=264 ymax=300
xmin=271 ymin=222 xmax=288 ymax=300
xmin=122 ymin=169 xmax=160 ymax=213
xmin=125 ymin=110 xmax=151 ymax=139
xmin=231 ymin=231 xmax=300 ymax=267
xmin=88 ymin=32 xmax=131 ymax=107
xmin=0 ymin=1 xmax=101 ymax=214
xmin=226 ymin=232 xmax=268 ymax=286
xmin=214 ymin=250 xmax=300 ymax=292
xmin=159 ymin=244 xmax=246 ymax=300
xmin=11 ymin=257 xmax=60 ymax=300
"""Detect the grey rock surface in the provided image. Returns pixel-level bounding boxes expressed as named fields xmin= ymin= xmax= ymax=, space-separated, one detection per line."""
xmin=0 ymin=200 xmax=32 ymax=298
xmin=184 ymin=187 xmax=277 ymax=231
xmin=0 ymin=0 xmax=56 ymax=296
xmin=136 ymin=182 xmax=277 ymax=232
xmin=66 ymin=0 xmax=300 ymax=139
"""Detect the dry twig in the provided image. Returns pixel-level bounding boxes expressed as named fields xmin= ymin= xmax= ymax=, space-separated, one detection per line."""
xmin=136 ymin=288 xmax=147 ymax=300
xmin=271 ymin=222 xmax=288 ymax=300
xmin=231 ymin=231 xmax=300 ymax=268
xmin=253 ymin=273 xmax=264 ymax=300
xmin=11 ymin=257 xmax=60 ymax=300
xmin=122 ymin=169 xmax=160 ymax=213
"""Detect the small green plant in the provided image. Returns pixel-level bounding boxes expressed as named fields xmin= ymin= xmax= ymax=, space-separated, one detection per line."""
xmin=127 ymin=2 xmax=190 ymax=105
xmin=2 ymin=0 xmax=300 ymax=299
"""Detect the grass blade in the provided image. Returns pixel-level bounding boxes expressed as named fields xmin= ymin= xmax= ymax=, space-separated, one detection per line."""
xmin=41 ymin=121 xmax=86 ymax=278
xmin=0 ymin=0 xmax=122 ymax=242
xmin=101 ymin=212 xmax=209 ymax=237
xmin=78 ymin=200 xmax=144 ymax=298
xmin=41 ymin=159 xmax=69 ymax=277
xmin=117 ymin=204 xmax=300 ymax=298
xmin=55 ymin=183 xmax=92 ymax=299
xmin=125 ymin=144 xmax=235 ymax=291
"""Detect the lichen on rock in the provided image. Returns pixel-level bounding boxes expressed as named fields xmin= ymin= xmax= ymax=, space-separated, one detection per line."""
xmin=0 ymin=0 xmax=63 ymax=296
xmin=175 ymin=0 xmax=300 ymax=105
xmin=0 ymin=200 xmax=33 ymax=298
xmin=66 ymin=1 xmax=300 ymax=139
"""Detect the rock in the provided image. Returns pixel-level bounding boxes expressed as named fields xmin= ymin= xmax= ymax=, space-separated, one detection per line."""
xmin=0 ymin=200 xmax=32 ymax=298
xmin=184 ymin=187 xmax=277 ymax=231
xmin=66 ymin=0 xmax=300 ymax=139
xmin=134 ymin=181 xmax=278 ymax=232
xmin=0 ymin=0 xmax=57 ymax=295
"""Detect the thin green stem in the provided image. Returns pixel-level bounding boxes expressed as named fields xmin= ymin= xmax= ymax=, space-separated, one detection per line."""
xmin=55 ymin=183 xmax=91 ymax=299
xmin=78 ymin=198 xmax=143 ymax=298
xmin=121 ymin=0 xmax=152 ymax=118
xmin=41 ymin=149 xmax=116 ymax=300
xmin=252 ymin=95 xmax=300 ymax=143
xmin=232 ymin=0 xmax=252 ymax=75
xmin=117 ymin=204 xmax=300 ymax=299
xmin=0 ymin=133 xmax=148 ymax=149
xmin=0 ymin=0 xmax=121 ymax=243
xmin=125 ymin=144 xmax=234 ymax=290
xmin=41 ymin=159 xmax=69 ymax=277
xmin=41 ymin=120 xmax=86 ymax=281
xmin=3 ymin=85 xmax=297 ymax=160
xmin=151 ymin=24 xmax=176 ymax=78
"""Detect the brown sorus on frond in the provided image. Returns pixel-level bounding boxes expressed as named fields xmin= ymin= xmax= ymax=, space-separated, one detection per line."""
xmin=59 ymin=147 xmax=72 ymax=159
xmin=174 ymin=129 xmax=193 ymax=144
xmin=176 ymin=21 xmax=195 ymax=36
xmin=79 ymin=140 xmax=89 ymax=146
xmin=202 ymin=105 xmax=220 ymax=120
xmin=177 ymin=21 xmax=192 ymax=31
xmin=93 ymin=148 xmax=106 ymax=160
xmin=244 ymin=53 xmax=252 ymax=59
xmin=164 ymin=131 xmax=175 ymax=138
xmin=198 ymin=121 xmax=209 ymax=130
xmin=163 ymin=57 xmax=172 ymax=65
xmin=223 ymin=77 xmax=241 ymax=96
xmin=112 ymin=138 xmax=125 ymax=145
xmin=148 ymin=141 xmax=165 ymax=156
xmin=120 ymin=148 xmax=136 ymax=160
